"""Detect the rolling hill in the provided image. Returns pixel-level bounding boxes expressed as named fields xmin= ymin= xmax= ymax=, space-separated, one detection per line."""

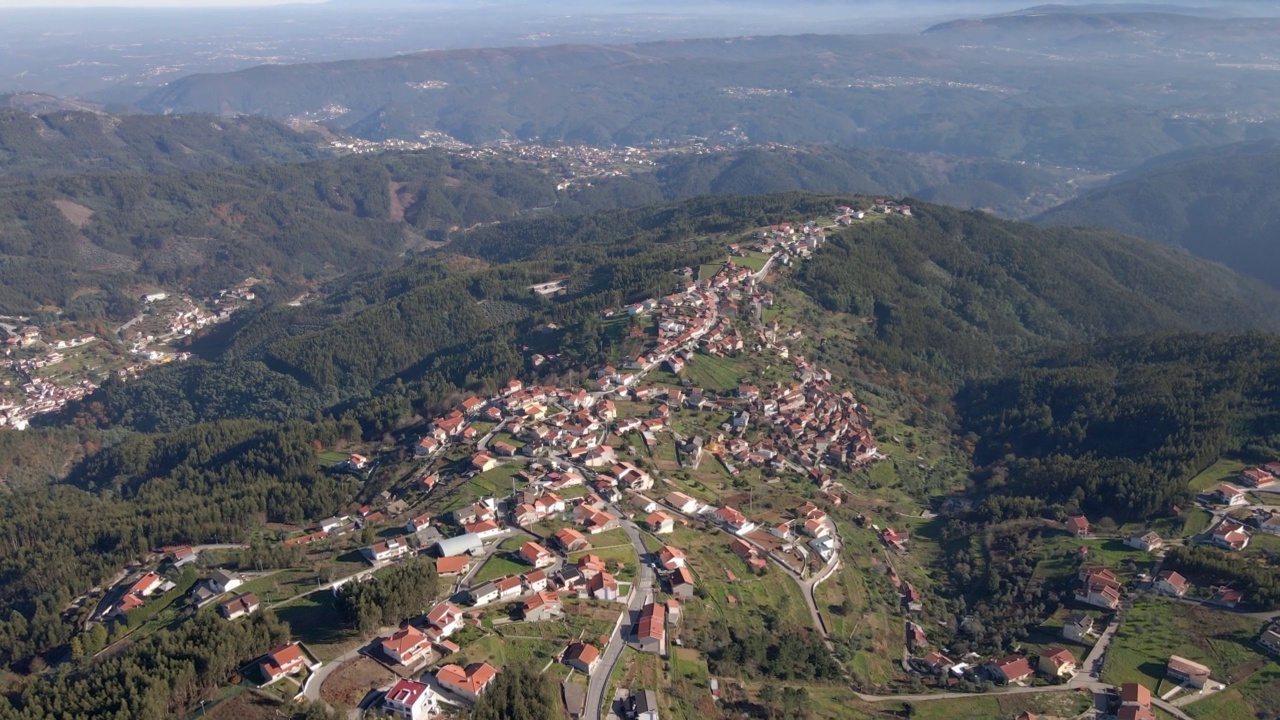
xmin=1034 ymin=139 xmax=1280 ymax=288
xmin=128 ymin=14 xmax=1280 ymax=171
xmin=0 ymin=109 xmax=326 ymax=179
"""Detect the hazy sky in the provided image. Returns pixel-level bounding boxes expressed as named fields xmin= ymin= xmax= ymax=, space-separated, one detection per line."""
xmin=0 ymin=0 xmax=326 ymax=6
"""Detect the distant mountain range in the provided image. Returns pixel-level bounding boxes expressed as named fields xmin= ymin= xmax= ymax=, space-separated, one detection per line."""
xmin=127 ymin=11 xmax=1280 ymax=172
xmin=1034 ymin=139 xmax=1280 ymax=288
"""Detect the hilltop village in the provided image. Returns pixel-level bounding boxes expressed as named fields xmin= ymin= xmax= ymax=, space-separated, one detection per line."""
xmin=0 ymin=278 xmax=259 ymax=429
xmin=73 ymin=204 xmax=1280 ymax=720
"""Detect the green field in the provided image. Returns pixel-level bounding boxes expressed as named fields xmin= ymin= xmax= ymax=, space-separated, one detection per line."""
xmin=1188 ymin=663 xmax=1280 ymax=720
xmin=471 ymin=554 xmax=529 ymax=584
xmin=1103 ymin=599 xmax=1273 ymax=693
xmin=1188 ymin=458 xmax=1248 ymax=493
xmin=274 ymin=592 xmax=358 ymax=661
xmin=682 ymin=353 xmax=748 ymax=393
xmin=897 ymin=690 xmax=1093 ymax=720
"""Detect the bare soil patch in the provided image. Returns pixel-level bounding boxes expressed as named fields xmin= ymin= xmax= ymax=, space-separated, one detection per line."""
xmin=320 ymin=656 xmax=395 ymax=709
xmin=52 ymin=199 xmax=94 ymax=228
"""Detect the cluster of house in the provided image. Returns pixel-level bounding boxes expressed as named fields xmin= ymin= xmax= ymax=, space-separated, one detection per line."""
xmin=0 ymin=371 xmax=93 ymax=430
xmin=911 ymin=645 xmax=1079 ymax=686
xmin=1076 ymin=567 xmax=1123 ymax=611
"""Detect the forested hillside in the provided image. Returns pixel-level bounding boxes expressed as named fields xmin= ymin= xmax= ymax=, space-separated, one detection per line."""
xmin=957 ymin=333 xmax=1280 ymax=520
xmin=0 ymin=151 xmax=558 ymax=312
xmin=0 ymin=418 xmax=360 ymax=670
xmin=560 ymin=145 xmax=1083 ymax=219
xmin=1034 ymin=140 xmax=1280 ymax=288
xmin=0 ymin=109 xmax=326 ymax=179
xmin=797 ymin=202 xmax=1280 ymax=379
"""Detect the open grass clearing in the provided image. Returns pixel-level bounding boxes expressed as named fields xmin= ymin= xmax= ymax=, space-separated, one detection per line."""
xmin=1102 ymin=598 xmax=1272 ymax=690
xmin=471 ymin=554 xmax=529 ymax=584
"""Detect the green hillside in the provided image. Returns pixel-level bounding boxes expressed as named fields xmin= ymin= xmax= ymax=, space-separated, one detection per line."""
xmin=0 ymin=109 xmax=326 ymax=179
xmin=958 ymin=332 xmax=1280 ymax=520
xmin=1034 ymin=140 xmax=1280 ymax=287
xmin=798 ymin=202 xmax=1280 ymax=378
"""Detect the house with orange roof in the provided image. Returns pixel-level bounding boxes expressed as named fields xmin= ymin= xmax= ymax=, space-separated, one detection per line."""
xmin=1209 ymin=519 xmax=1252 ymax=551
xmin=563 ymin=642 xmax=602 ymax=674
xmin=382 ymin=678 xmax=439 ymax=720
xmin=657 ymin=545 xmax=686 ymax=570
xmin=636 ymin=601 xmax=666 ymax=652
xmin=554 ymin=527 xmax=591 ymax=553
xmin=670 ymin=566 xmax=695 ymax=600
xmin=258 ymin=643 xmax=311 ymax=685
xmin=436 ymin=662 xmax=498 ymax=701
xmin=521 ymin=591 xmax=563 ymax=622
xmin=644 ymin=511 xmax=675 ymax=534
xmin=518 ymin=541 xmax=555 ymax=568
xmin=379 ymin=624 xmax=431 ymax=666
xmin=1037 ymin=647 xmax=1076 ymax=678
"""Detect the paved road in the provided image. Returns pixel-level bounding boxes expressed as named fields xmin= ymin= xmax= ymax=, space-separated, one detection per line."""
xmin=585 ymin=516 xmax=654 ymax=720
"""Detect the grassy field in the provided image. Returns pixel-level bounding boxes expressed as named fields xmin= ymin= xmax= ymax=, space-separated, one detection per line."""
xmin=731 ymin=250 xmax=770 ymax=272
xmin=466 ymin=464 xmax=526 ymax=497
xmin=569 ymin=543 xmax=639 ymax=578
xmin=471 ymin=554 xmax=528 ymax=584
xmin=896 ymin=690 xmax=1093 ymax=720
xmin=316 ymin=450 xmax=350 ymax=465
xmin=446 ymin=633 xmax=563 ymax=669
xmin=1103 ymin=599 xmax=1273 ymax=692
xmin=1188 ymin=458 xmax=1248 ymax=493
xmin=274 ymin=592 xmax=359 ymax=661
xmin=1187 ymin=663 xmax=1280 ymax=720
xmin=682 ymin=353 xmax=748 ymax=393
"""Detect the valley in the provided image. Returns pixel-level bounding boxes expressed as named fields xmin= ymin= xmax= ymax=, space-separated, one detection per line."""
xmin=3 ymin=4 xmax=1280 ymax=720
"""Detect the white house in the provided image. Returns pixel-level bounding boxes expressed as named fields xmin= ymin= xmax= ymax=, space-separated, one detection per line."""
xmin=208 ymin=569 xmax=243 ymax=595
xmin=383 ymin=679 xmax=439 ymax=720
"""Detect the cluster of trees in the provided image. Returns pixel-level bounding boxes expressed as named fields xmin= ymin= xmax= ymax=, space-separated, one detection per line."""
xmin=1164 ymin=546 xmax=1280 ymax=610
xmin=334 ymin=557 xmax=440 ymax=633
xmin=62 ymin=360 xmax=332 ymax=433
xmin=957 ymin=333 xmax=1280 ymax=521
xmin=2 ymin=610 xmax=291 ymax=720
xmin=934 ymin=523 xmax=1064 ymax=655
xmin=468 ymin=663 xmax=560 ymax=720
xmin=703 ymin=622 xmax=840 ymax=682
xmin=0 ymin=418 xmax=359 ymax=668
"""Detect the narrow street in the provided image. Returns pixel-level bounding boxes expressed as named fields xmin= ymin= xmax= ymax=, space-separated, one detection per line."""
xmin=584 ymin=515 xmax=654 ymax=720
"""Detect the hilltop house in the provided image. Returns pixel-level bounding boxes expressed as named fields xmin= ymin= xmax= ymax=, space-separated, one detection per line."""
xmin=436 ymin=662 xmax=498 ymax=701
xmin=989 ymin=655 xmax=1035 ymax=685
xmin=363 ymin=537 xmax=414 ymax=564
xmin=1211 ymin=484 xmax=1248 ymax=507
xmin=382 ymin=679 xmax=439 ymax=720
xmin=1209 ymin=520 xmax=1251 ymax=551
xmin=258 ymin=643 xmax=311 ymax=685
xmin=637 ymin=601 xmax=666 ymax=653
xmin=1166 ymin=655 xmax=1211 ymax=688
xmin=563 ymin=642 xmax=602 ymax=674
xmin=1037 ymin=648 xmax=1076 ymax=678
xmin=1063 ymin=614 xmax=1094 ymax=643
xmin=1067 ymin=515 xmax=1090 ymax=537
xmin=380 ymin=625 xmax=431 ymax=666
xmin=1125 ymin=531 xmax=1163 ymax=552
xmin=1258 ymin=623 xmax=1280 ymax=657
xmin=714 ymin=506 xmax=756 ymax=535
xmin=1153 ymin=570 xmax=1189 ymax=598
xmin=521 ymin=591 xmax=562 ymax=622
xmin=218 ymin=593 xmax=260 ymax=621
